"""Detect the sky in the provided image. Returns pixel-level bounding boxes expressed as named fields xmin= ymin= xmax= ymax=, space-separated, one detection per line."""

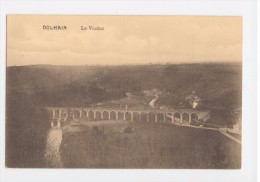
xmin=7 ymin=15 xmax=242 ymax=66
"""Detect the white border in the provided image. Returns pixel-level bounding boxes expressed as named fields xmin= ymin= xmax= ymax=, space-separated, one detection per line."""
xmin=257 ymin=0 xmax=260 ymax=181
xmin=0 ymin=1 xmax=258 ymax=182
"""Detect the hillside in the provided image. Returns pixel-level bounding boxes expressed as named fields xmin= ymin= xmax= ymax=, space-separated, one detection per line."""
xmin=6 ymin=62 xmax=242 ymax=167
xmin=7 ymin=62 xmax=242 ymax=110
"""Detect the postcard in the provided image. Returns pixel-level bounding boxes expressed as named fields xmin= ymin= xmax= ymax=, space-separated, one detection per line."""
xmin=6 ymin=15 xmax=242 ymax=169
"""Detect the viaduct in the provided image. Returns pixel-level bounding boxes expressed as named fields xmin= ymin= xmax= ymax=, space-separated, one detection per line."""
xmin=45 ymin=107 xmax=209 ymax=128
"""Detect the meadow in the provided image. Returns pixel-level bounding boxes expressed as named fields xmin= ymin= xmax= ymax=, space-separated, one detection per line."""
xmin=60 ymin=121 xmax=241 ymax=168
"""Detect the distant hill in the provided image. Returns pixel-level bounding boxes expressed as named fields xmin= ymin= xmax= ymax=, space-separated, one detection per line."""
xmin=6 ymin=62 xmax=242 ymax=110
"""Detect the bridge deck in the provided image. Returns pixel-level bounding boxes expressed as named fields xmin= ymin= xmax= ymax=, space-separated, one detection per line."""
xmin=44 ymin=106 xmax=208 ymax=113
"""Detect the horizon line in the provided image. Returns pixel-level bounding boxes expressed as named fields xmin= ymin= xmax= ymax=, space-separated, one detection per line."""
xmin=7 ymin=60 xmax=242 ymax=68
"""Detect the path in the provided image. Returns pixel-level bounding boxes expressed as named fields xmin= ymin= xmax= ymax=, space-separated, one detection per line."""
xmin=218 ymin=129 xmax=241 ymax=144
xmin=149 ymin=94 xmax=159 ymax=108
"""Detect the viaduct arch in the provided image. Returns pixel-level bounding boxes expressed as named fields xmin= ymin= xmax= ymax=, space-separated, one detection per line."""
xmin=46 ymin=107 xmax=209 ymax=128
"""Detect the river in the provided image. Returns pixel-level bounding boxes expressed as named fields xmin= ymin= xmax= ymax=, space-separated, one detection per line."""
xmin=43 ymin=93 xmax=157 ymax=167
xmin=44 ymin=127 xmax=63 ymax=168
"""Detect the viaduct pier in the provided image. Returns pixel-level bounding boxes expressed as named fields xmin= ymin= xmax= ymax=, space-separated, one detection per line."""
xmin=45 ymin=107 xmax=209 ymax=128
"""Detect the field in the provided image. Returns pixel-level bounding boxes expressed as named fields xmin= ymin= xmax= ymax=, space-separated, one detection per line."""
xmin=60 ymin=121 xmax=241 ymax=169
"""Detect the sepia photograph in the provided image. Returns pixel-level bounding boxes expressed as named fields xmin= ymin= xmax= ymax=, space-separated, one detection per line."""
xmin=6 ymin=15 xmax=242 ymax=169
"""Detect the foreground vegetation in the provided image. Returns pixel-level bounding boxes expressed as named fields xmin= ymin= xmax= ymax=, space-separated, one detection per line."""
xmin=60 ymin=122 xmax=241 ymax=168
xmin=6 ymin=90 xmax=50 ymax=167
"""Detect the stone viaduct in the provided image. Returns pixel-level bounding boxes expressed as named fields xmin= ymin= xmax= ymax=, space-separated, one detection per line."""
xmin=45 ymin=107 xmax=209 ymax=128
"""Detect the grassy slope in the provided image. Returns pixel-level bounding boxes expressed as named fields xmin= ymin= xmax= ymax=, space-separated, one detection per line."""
xmin=60 ymin=122 xmax=241 ymax=169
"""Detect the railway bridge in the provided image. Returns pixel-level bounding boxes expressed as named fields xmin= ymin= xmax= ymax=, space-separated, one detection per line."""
xmin=45 ymin=107 xmax=209 ymax=128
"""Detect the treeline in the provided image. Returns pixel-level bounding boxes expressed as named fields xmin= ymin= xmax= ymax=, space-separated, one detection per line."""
xmin=7 ymin=63 xmax=242 ymax=109
xmin=29 ymin=86 xmax=125 ymax=107
xmin=6 ymin=90 xmax=50 ymax=167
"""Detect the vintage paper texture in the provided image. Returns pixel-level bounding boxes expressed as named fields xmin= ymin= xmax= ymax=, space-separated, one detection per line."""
xmin=6 ymin=15 xmax=242 ymax=168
